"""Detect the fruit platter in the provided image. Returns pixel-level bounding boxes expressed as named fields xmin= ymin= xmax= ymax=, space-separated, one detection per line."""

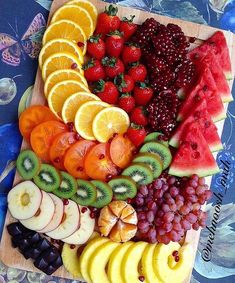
xmin=0 ymin=0 xmax=234 ymax=282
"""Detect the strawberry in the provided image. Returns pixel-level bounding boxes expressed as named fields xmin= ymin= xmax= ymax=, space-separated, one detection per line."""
xmin=122 ymin=43 xmax=141 ymax=64
xmin=133 ymin=82 xmax=154 ymax=106
xmin=126 ymin=123 xmax=147 ymax=147
xmin=102 ymin=57 xmax=124 ymax=78
xmin=118 ymin=93 xmax=135 ymax=113
xmin=94 ymin=79 xmax=119 ymax=104
xmin=105 ymin=30 xmax=124 ymax=58
xmin=95 ymin=5 xmax=120 ymax=35
xmin=128 ymin=62 xmax=147 ymax=82
xmin=119 ymin=15 xmax=137 ymax=41
xmin=130 ymin=106 xmax=148 ymax=126
xmin=114 ymin=73 xmax=134 ymax=93
xmin=87 ymin=35 xmax=105 ymax=60
xmin=83 ymin=59 xmax=105 ymax=82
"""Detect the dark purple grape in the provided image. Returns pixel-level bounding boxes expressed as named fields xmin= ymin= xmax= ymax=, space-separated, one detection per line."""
xmin=146 ymin=210 xmax=155 ymax=223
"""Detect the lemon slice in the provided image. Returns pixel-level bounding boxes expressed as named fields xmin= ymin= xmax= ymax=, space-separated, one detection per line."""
xmin=44 ymin=69 xmax=88 ymax=98
xmin=92 ymin=107 xmax=130 ymax=143
xmin=75 ymin=101 xmax=110 ymax=140
xmin=42 ymin=20 xmax=87 ymax=54
xmin=39 ymin=38 xmax=83 ymax=68
xmin=51 ymin=5 xmax=94 ymax=38
xmin=62 ymin=92 xmax=100 ymax=123
xmin=41 ymin=52 xmax=83 ymax=81
xmin=48 ymin=80 xmax=90 ymax=118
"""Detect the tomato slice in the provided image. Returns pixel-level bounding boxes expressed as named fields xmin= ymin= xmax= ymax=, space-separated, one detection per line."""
xmin=49 ymin=132 xmax=77 ymax=170
xmin=30 ymin=121 xmax=67 ymax=162
xmin=19 ymin=105 xmax=59 ymax=142
xmin=64 ymin=140 xmax=96 ymax=179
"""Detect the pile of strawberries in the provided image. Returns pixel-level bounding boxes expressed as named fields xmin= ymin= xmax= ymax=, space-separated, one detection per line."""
xmin=83 ymin=5 xmax=154 ymax=147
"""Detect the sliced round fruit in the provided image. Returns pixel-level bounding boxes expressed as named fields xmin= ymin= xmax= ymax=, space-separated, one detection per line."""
xmin=62 ymin=243 xmax=82 ymax=278
xmin=75 ymin=101 xmax=109 ymax=140
xmin=46 ymin=199 xmax=80 ymax=240
xmin=53 ymin=171 xmax=78 ymax=199
xmin=42 ymin=20 xmax=87 ymax=54
xmin=63 ymin=205 xmax=95 ymax=245
xmin=44 ymin=69 xmax=88 ymax=98
xmin=48 ymin=80 xmax=89 ymax=118
xmin=122 ymin=163 xmax=153 ymax=186
xmin=30 ymin=121 xmax=67 ymax=162
xmin=140 ymin=142 xmax=172 ymax=170
xmin=64 ymin=140 xmax=96 ymax=179
xmin=16 ymin=150 xmax=40 ymax=180
xmin=92 ymin=107 xmax=130 ymax=143
xmin=133 ymin=153 xmax=163 ymax=179
xmin=62 ymin=92 xmax=100 ymax=123
xmin=110 ymin=134 xmax=135 ymax=169
xmin=19 ymin=105 xmax=58 ymax=142
xmin=7 ymin=181 xmax=42 ymax=220
xmin=39 ymin=38 xmax=84 ymax=69
xmin=42 ymin=52 xmax=83 ymax=81
xmin=33 ymin=164 xmax=61 ymax=192
xmin=71 ymin=180 xmax=96 ymax=206
xmin=108 ymin=176 xmax=137 ymax=201
xmin=49 ymin=132 xmax=77 ymax=170
xmin=84 ymin=143 xmax=118 ymax=181
xmin=144 ymin=132 xmax=169 ymax=147
xmin=51 ymin=5 xmax=94 ymax=38
xmin=90 ymin=180 xmax=113 ymax=208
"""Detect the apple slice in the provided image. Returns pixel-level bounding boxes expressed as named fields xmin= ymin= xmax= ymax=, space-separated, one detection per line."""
xmin=63 ymin=206 xmax=95 ymax=245
xmin=46 ymin=200 xmax=80 ymax=240
xmin=8 ymin=181 xmax=42 ymax=220
xmin=38 ymin=194 xmax=64 ymax=233
xmin=20 ymin=191 xmax=55 ymax=231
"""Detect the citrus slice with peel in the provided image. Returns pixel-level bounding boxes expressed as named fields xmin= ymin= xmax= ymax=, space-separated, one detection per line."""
xmin=44 ymin=69 xmax=88 ymax=98
xmin=39 ymin=39 xmax=84 ymax=68
xmin=75 ymin=101 xmax=110 ymax=140
xmin=42 ymin=20 xmax=87 ymax=54
xmin=62 ymin=92 xmax=100 ymax=123
xmin=41 ymin=52 xmax=83 ymax=81
xmin=51 ymin=5 xmax=94 ymax=38
xmin=66 ymin=0 xmax=98 ymax=26
xmin=92 ymin=107 xmax=130 ymax=143
xmin=48 ymin=80 xmax=90 ymax=118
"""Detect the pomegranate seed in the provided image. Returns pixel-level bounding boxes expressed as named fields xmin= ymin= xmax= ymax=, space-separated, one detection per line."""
xmin=90 ymin=212 xmax=96 ymax=218
xmin=132 ymin=149 xmax=137 ymax=155
xmin=189 ymin=37 xmax=196 ymax=43
xmin=108 ymin=137 xmax=113 ymax=143
xmin=63 ymin=199 xmax=69 ymax=205
xmin=99 ymin=154 xmax=105 ymax=160
xmin=138 ymin=276 xmax=145 ymax=282
xmin=70 ymin=244 xmax=76 ymax=249
xmin=71 ymin=63 xmax=78 ymax=69
xmin=54 ymin=157 xmax=60 ymax=163
xmin=77 ymin=166 xmax=83 ymax=172
xmin=113 ymin=133 xmax=118 ymax=138
xmin=81 ymin=207 xmax=88 ymax=213
xmin=172 ymin=250 xmax=178 ymax=257
xmin=75 ymin=133 xmax=81 ymax=140
xmin=175 ymin=255 xmax=180 ymax=262
xmin=123 ymin=133 xmax=128 ymax=138
xmin=127 ymin=198 xmax=132 ymax=204
xmin=77 ymin=42 xmax=84 ymax=47
xmin=116 ymin=166 xmax=122 ymax=174
xmin=106 ymin=174 xmax=113 ymax=182
xmin=51 ymin=238 xmax=56 ymax=244
xmin=67 ymin=122 xmax=74 ymax=132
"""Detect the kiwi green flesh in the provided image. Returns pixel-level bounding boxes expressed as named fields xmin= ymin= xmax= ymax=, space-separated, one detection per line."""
xmin=108 ymin=176 xmax=137 ymax=200
xmin=71 ymin=180 xmax=96 ymax=206
xmin=33 ymin=164 xmax=60 ymax=192
xmin=133 ymin=153 xmax=163 ymax=179
xmin=16 ymin=150 xmax=40 ymax=180
xmin=122 ymin=162 xmax=153 ymax=186
xmin=144 ymin=132 xmax=169 ymax=147
xmin=53 ymin=171 xmax=77 ymax=199
xmin=140 ymin=142 xmax=172 ymax=170
xmin=90 ymin=180 xmax=112 ymax=208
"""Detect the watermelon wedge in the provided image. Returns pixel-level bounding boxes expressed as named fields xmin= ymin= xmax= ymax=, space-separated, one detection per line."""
xmin=189 ymin=31 xmax=232 ymax=80
xmin=177 ymin=67 xmax=226 ymax=122
xmin=169 ymin=124 xmax=220 ymax=177
xmin=170 ymin=98 xmax=223 ymax=152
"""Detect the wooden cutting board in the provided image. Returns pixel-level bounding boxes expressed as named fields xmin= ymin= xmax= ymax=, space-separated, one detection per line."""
xmin=0 ymin=0 xmax=235 ymax=281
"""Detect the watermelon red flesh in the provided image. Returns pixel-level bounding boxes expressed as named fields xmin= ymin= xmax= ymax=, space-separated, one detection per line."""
xmin=189 ymin=31 xmax=232 ymax=80
xmin=169 ymin=123 xmax=220 ymax=177
xmin=170 ymin=98 xmax=223 ymax=152
xmin=177 ymin=67 xmax=226 ymax=122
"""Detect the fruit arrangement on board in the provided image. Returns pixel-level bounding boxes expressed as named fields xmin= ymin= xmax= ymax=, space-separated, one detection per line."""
xmin=4 ymin=0 xmax=233 ymax=281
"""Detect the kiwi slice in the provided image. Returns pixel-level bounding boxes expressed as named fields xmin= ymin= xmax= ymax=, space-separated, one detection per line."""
xmin=122 ymin=163 xmax=153 ymax=186
xmin=90 ymin=180 xmax=113 ymax=208
xmin=108 ymin=176 xmax=137 ymax=200
xmin=133 ymin=153 xmax=163 ymax=179
xmin=54 ymin=171 xmax=77 ymax=198
xmin=33 ymin=164 xmax=60 ymax=192
xmin=16 ymin=150 xmax=40 ymax=180
xmin=140 ymin=142 xmax=172 ymax=170
xmin=71 ymin=180 xmax=96 ymax=206
xmin=144 ymin=132 xmax=169 ymax=147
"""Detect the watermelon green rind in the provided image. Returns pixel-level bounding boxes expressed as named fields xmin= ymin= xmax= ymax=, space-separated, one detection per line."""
xmin=169 ymin=166 xmax=220 ymax=178
xmin=225 ymin=71 xmax=233 ymax=81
